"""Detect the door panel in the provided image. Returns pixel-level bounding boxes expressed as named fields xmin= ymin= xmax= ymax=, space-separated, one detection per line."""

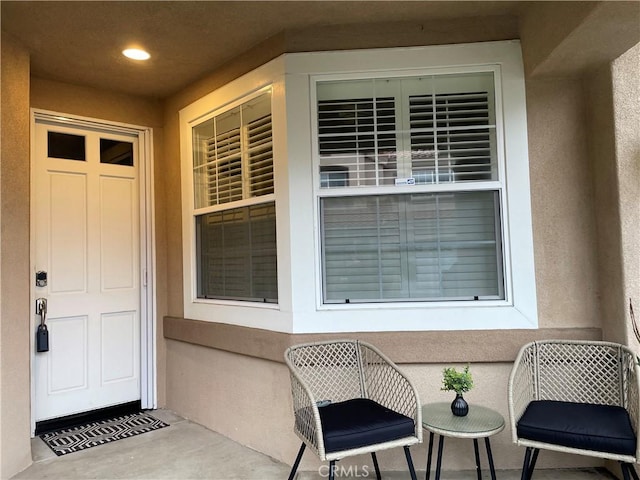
xmin=49 ymin=172 xmax=87 ymax=293
xmin=33 ymin=121 xmax=142 ymax=422
xmin=48 ymin=316 xmax=87 ymax=393
xmin=100 ymin=177 xmax=136 ymax=290
xmin=101 ymin=311 xmax=137 ymax=383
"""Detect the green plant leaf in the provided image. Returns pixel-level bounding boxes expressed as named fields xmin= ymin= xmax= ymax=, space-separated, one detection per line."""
xmin=441 ymin=365 xmax=473 ymax=394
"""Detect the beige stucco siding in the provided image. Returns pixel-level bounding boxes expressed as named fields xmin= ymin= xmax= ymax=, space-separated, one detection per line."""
xmin=527 ymin=77 xmax=600 ymax=329
xmin=611 ymin=44 xmax=640 ymax=348
xmin=1 ymin=32 xmax=33 ymax=478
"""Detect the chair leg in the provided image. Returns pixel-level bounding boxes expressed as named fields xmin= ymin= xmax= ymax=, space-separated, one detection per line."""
xmin=621 ymin=462 xmax=640 ymax=480
xmin=329 ymin=460 xmax=336 ymax=480
xmin=425 ymin=432 xmax=435 ymax=480
xmin=371 ymin=452 xmax=382 ymax=480
xmin=520 ymin=447 xmax=532 ymax=480
xmin=528 ymin=448 xmax=540 ymax=478
xmin=404 ymin=446 xmax=418 ymax=480
xmin=520 ymin=447 xmax=540 ymax=480
xmin=287 ymin=442 xmax=306 ymax=480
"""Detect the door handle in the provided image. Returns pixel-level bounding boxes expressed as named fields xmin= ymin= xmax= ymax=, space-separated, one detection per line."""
xmin=36 ymin=298 xmax=47 ymax=324
xmin=36 ymin=298 xmax=49 ymax=352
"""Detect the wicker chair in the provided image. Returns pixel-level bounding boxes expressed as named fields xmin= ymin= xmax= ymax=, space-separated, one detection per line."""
xmin=508 ymin=340 xmax=640 ymax=480
xmin=284 ymin=340 xmax=422 ymax=480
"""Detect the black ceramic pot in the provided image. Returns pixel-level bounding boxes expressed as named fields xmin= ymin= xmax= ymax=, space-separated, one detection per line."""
xmin=451 ymin=393 xmax=469 ymax=416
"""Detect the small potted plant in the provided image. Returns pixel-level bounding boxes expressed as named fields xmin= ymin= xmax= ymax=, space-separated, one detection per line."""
xmin=441 ymin=365 xmax=473 ymax=416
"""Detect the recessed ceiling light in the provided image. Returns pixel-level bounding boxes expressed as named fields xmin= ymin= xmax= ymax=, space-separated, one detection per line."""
xmin=123 ymin=48 xmax=150 ymax=61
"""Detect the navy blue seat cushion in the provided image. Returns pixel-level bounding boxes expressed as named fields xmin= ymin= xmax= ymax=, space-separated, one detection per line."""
xmin=319 ymin=398 xmax=415 ymax=453
xmin=517 ymin=400 xmax=636 ymax=456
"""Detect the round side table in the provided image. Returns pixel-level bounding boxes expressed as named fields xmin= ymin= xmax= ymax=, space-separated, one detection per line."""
xmin=421 ymin=402 xmax=505 ymax=480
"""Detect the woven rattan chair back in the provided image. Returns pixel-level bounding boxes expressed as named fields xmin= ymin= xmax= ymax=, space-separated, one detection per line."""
xmin=509 ymin=339 xmax=640 ymax=479
xmin=286 ymin=340 xmax=365 ymax=404
xmin=536 ymin=341 xmax=634 ymax=405
xmin=510 ymin=340 xmax=638 ymax=416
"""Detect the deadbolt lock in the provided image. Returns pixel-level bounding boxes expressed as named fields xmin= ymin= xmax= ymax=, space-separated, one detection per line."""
xmin=36 ymin=271 xmax=47 ymax=287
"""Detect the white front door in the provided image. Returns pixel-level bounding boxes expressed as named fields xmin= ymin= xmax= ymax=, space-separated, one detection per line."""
xmin=32 ymin=118 xmax=143 ymax=422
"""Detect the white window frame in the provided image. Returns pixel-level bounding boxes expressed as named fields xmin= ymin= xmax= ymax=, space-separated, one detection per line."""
xmin=180 ymin=59 xmax=291 ymax=332
xmin=191 ymin=90 xmax=277 ymax=303
xmin=288 ymin=41 xmax=537 ymax=332
xmin=314 ymin=67 xmax=506 ymax=304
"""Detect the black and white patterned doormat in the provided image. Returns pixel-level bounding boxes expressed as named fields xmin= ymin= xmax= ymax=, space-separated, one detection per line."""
xmin=40 ymin=412 xmax=169 ymax=456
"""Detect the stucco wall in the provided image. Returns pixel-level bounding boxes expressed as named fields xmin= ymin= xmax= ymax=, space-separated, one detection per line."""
xmin=527 ymin=77 xmax=600 ymax=329
xmin=611 ymin=43 xmax=640 ymax=349
xmin=587 ymin=63 xmax=625 ymax=345
xmin=586 ymin=42 xmax=640 ymax=347
xmin=1 ymin=33 xmax=33 ymax=478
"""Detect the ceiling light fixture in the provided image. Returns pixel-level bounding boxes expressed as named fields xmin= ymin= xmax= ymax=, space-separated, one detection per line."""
xmin=123 ymin=48 xmax=150 ymax=61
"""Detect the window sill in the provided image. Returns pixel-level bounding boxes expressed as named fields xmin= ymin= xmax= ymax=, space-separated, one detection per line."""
xmin=163 ymin=316 xmax=602 ymax=364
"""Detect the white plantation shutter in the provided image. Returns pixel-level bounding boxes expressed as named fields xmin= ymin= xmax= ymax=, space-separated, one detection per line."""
xmin=196 ymin=202 xmax=277 ymax=302
xmin=321 ymin=196 xmax=406 ymax=301
xmin=247 ymin=203 xmax=278 ymax=300
xmin=406 ymin=192 xmax=502 ymax=299
xmin=410 ymin=91 xmax=496 ymax=184
xmin=246 ymin=113 xmax=274 ymax=197
xmin=206 ymin=125 xmax=243 ymax=204
xmin=317 ymin=92 xmax=398 ymax=188
xmin=192 ymin=90 xmax=277 ymax=302
xmin=193 ymin=92 xmax=273 ymax=208
xmin=321 ymin=191 xmax=502 ymax=303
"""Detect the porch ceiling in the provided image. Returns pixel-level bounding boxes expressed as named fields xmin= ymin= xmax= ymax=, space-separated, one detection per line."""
xmin=1 ymin=1 xmax=525 ymax=98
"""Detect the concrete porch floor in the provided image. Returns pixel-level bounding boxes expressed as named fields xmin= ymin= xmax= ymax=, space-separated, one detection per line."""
xmin=13 ymin=409 xmax=620 ymax=480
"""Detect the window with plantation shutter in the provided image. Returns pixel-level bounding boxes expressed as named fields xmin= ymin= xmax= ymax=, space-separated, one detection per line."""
xmin=409 ymin=90 xmax=495 ymax=184
xmin=317 ymin=71 xmax=505 ymax=304
xmin=206 ymin=123 xmax=242 ymax=204
xmin=247 ymin=113 xmax=275 ymax=197
xmin=321 ymin=191 xmax=502 ymax=303
xmin=193 ymin=92 xmax=273 ymax=209
xmin=190 ymin=90 xmax=277 ymax=303
xmin=318 ymin=94 xmax=398 ymax=187
xmin=196 ymin=202 xmax=277 ymax=302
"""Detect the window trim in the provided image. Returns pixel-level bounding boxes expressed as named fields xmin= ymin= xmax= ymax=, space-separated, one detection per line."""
xmin=180 ymin=59 xmax=288 ymax=332
xmin=290 ymin=41 xmax=537 ymax=332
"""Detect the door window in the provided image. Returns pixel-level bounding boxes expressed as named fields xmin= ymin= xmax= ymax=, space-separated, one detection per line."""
xmin=48 ymin=131 xmax=85 ymax=161
xmin=100 ymin=139 xmax=134 ymax=166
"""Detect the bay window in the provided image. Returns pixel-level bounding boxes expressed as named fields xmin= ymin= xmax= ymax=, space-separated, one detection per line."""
xmin=181 ymin=42 xmax=537 ymax=332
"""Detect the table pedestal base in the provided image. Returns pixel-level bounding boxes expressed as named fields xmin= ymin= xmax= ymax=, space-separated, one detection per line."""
xmin=425 ymin=432 xmax=497 ymax=480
